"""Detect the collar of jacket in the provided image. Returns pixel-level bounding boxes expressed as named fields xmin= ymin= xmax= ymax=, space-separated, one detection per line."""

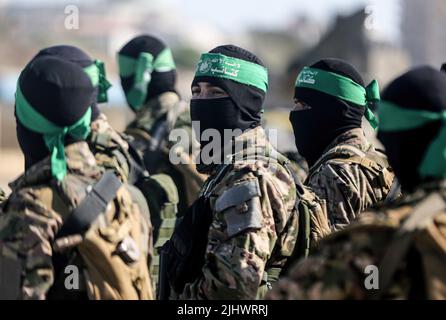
xmin=197 ymin=126 xmax=278 ymax=175
xmin=9 ymin=141 xmax=101 ymax=191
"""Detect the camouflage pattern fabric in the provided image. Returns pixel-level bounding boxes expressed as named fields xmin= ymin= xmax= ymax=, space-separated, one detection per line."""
xmin=283 ymin=151 xmax=309 ymax=182
xmin=267 ymin=181 xmax=446 ymax=300
xmin=125 ymin=91 xmax=206 ymax=214
xmin=0 ymin=142 xmax=153 ymax=299
xmin=302 ymin=128 xmax=396 ymax=244
xmin=89 ymin=112 xmax=178 ymax=292
xmin=89 ymin=113 xmax=133 ymax=183
xmin=179 ymin=126 xmax=298 ymax=300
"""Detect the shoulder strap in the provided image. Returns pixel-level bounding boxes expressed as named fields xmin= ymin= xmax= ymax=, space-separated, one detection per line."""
xmin=56 ymin=171 xmax=122 ymax=239
xmin=308 ymin=144 xmax=390 ymax=181
xmin=370 ymin=192 xmax=446 ymax=299
xmin=308 ymin=145 xmax=361 ymax=177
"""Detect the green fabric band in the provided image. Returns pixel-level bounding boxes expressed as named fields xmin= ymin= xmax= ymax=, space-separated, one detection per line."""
xmin=118 ymin=48 xmax=176 ymax=110
xmin=378 ymin=100 xmax=446 ymax=179
xmin=295 ymin=66 xmax=380 ymax=129
xmin=194 ymin=53 xmax=268 ymax=92
xmin=117 ymin=48 xmax=176 ymax=77
xmin=83 ymin=60 xmax=112 ymax=103
xmin=15 ymin=84 xmax=92 ymax=181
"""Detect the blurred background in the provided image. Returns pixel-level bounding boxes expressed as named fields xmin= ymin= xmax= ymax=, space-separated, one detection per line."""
xmin=0 ymin=0 xmax=443 ymax=191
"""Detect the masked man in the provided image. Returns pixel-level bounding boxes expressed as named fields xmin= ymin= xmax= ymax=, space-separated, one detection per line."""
xmin=0 ymin=56 xmax=153 ymax=299
xmin=268 ymin=66 xmax=446 ymax=300
xmin=160 ymin=45 xmax=299 ymax=300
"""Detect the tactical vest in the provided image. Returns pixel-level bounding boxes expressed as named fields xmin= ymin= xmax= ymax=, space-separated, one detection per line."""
xmin=242 ymin=151 xmax=303 ymax=299
xmin=44 ymin=173 xmax=153 ymax=299
xmin=307 ymin=144 xmax=396 ymax=196
xmin=160 ymin=149 xmax=299 ymax=299
xmin=136 ymin=173 xmax=179 ymax=291
xmin=90 ymin=122 xmax=180 ymax=294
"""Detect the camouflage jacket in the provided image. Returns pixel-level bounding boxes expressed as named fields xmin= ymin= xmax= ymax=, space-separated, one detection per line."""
xmin=180 ymin=126 xmax=298 ymax=300
xmin=124 ymin=92 xmax=205 ymax=214
xmin=89 ymin=113 xmax=134 ymax=183
xmin=90 ymin=114 xmax=177 ymax=292
xmin=0 ymin=142 xmax=152 ymax=299
xmin=283 ymin=151 xmax=309 ymax=183
xmin=125 ymin=92 xmax=192 ymax=149
xmin=303 ymin=128 xmax=396 ymax=244
xmin=267 ymin=181 xmax=446 ymax=300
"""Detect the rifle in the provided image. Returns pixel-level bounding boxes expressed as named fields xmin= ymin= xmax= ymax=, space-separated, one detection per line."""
xmin=144 ymin=116 xmax=170 ymax=174
xmin=157 ymin=241 xmax=171 ymax=300
xmin=157 ymin=196 xmax=212 ymax=300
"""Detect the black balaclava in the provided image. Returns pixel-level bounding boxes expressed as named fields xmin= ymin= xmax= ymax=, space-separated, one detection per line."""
xmin=118 ymin=35 xmax=177 ymax=111
xmin=290 ymin=58 xmax=366 ymax=167
xmin=33 ymin=45 xmax=105 ymax=120
xmin=190 ymin=44 xmax=266 ymax=151
xmin=16 ymin=56 xmax=95 ymax=170
xmin=377 ymin=66 xmax=446 ymax=192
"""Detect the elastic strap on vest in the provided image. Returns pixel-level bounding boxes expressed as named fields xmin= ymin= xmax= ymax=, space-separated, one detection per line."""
xmin=308 ymin=144 xmax=391 ymax=186
xmin=56 ymin=171 xmax=122 ymax=239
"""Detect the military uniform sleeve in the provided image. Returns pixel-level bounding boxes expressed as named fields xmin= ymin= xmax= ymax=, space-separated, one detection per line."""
xmin=307 ymin=162 xmax=365 ymax=230
xmin=0 ymin=189 xmax=62 ymax=299
xmin=299 ymin=186 xmax=331 ymax=249
xmin=181 ymin=164 xmax=296 ymax=300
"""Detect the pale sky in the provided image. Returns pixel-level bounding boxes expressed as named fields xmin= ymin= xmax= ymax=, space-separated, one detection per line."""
xmin=180 ymin=0 xmax=400 ymax=40
xmin=7 ymin=0 xmax=402 ymax=41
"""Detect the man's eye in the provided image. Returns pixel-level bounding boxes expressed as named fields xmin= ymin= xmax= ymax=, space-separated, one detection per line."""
xmin=191 ymin=88 xmax=200 ymax=96
xmin=212 ymin=90 xmax=225 ymax=95
xmin=294 ymin=101 xmax=311 ymax=111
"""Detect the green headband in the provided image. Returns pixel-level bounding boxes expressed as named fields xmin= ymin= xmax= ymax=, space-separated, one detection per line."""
xmin=118 ymin=48 xmax=176 ymax=110
xmin=83 ymin=60 xmax=112 ymax=103
xmin=15 ymin=84 xmax=92 ymax=181
xmin=194 ymin=53 xmax=268 ymax=92
xmin=295 ymin=66 xmax=380 ymax=129
xmin=378 ymin=100 xmax=446 ymax=179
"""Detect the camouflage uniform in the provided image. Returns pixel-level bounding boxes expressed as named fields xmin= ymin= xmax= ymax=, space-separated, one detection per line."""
xmin=89 ymin=113 xmax=134 ymax=183
xmin=302 ymin=128 xmax=397 ymax=246
xmin=89 ymin=112 xmax=178 ymax=290
xmin=267 ymin=181 xmax=446 ymax=300
xmin=176 ymin=126 xmax=298 ymax=300
xmin=283 ymin=151 xmax=309 ymax=183
xmin=0 ymin=142 xmax=153 ymax=299
xmin=125 ymin=91 xmax=206 ymax=214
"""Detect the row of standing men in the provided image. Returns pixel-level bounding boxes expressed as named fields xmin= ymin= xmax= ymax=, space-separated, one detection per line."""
xmin=0 ymin=34 xmax=444 ymax=300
